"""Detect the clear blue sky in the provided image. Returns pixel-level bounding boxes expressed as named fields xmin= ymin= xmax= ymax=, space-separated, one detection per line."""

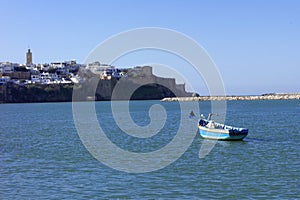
xmin=1 ymin=0 xmax=299 ymax=95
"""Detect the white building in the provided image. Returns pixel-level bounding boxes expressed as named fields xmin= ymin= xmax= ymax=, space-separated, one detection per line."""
xmin=87 ymin=62 xmax=122 ymax=79
xmin=29 ymin=72 xmax=72 ymax=84
xmin=36 ymin=63 xmax=50 ymax=71
xmin=50 ymin=62 xmax=66 ymax=69
xmin=0 ymin=76 xmax=11 ymax=84
xmin=0 ymin=62 xmax=19 ymax=73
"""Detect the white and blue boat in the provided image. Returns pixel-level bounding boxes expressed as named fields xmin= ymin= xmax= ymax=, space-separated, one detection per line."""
xmin=198 ymin=113 xmax=248 ymax=140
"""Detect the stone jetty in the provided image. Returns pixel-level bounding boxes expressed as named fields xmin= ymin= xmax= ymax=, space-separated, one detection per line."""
xmin=161 ymin=93 xmax=300 ymax=102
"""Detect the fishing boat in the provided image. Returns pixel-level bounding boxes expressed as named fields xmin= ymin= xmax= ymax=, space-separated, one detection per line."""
xmin=198 ymin=113 xmax=248 ymax=140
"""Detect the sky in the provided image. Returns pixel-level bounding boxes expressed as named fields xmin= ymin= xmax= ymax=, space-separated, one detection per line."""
xmin=0 ymin=0 xmax=299 ymax=95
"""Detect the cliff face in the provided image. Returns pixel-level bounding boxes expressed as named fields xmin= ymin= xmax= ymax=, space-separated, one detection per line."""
xmin=74 ymin=75 xmax=191 ymax=101
xmin=115 ymin=66 xmax=192 ymax=99
xmin=1 ymin=77 xmax=192 ymax=103
xmin=0 ymin=65 xmax=194 ymax=103
xmin=1 ymin=83 xmax=74 ymax=103
xmin=131 ymin=84 xmax=176 ymax=100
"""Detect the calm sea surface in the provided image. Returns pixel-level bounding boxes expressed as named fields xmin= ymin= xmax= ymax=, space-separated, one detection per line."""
xmin=0 ymin=100 xmax=299 ymax=199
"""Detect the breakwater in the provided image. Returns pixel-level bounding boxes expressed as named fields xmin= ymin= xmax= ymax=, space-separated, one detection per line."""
xmin=161 ymin=93 xmax=300 ymax=102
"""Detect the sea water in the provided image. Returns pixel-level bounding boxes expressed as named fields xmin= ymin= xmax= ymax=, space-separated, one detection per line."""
xmin=0 ymin=100 xmax=299 ymax=199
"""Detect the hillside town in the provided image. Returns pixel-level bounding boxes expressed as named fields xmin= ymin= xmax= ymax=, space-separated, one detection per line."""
xmin=0 ymin=49 xmax=192 ymax=103
xmin=0 ymin=49 xmax=126 ymax=85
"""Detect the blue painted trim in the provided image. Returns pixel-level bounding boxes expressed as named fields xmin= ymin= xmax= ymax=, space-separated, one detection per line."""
xmin=199 ymin=128 xmax=247 ymax=140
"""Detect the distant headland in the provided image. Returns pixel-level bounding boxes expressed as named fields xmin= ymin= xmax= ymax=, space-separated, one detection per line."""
xmin=1 ymin=49 xmax=299 ymax=103
xmin=0 ymin=49 xmax=193 ymax=103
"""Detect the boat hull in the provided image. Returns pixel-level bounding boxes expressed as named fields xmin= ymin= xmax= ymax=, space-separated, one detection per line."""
xmin=199 ymin=126 xmax=247 ymax=140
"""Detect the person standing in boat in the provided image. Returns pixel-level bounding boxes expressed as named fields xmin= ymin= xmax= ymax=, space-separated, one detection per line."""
xmin=199 ymin=114 xmax=207 ymax=126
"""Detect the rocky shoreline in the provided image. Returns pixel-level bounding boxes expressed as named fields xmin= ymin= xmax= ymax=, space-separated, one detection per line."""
xmin=161 ymin=93 xmax=300 ymax=102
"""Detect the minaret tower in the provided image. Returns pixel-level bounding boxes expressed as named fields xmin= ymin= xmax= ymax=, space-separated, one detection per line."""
xmin=26 ymin=48 xmax=32 ymax=65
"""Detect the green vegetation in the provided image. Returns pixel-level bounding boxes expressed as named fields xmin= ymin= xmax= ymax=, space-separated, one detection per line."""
xmin=5 ymin=83 xmax=74 ymax=103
